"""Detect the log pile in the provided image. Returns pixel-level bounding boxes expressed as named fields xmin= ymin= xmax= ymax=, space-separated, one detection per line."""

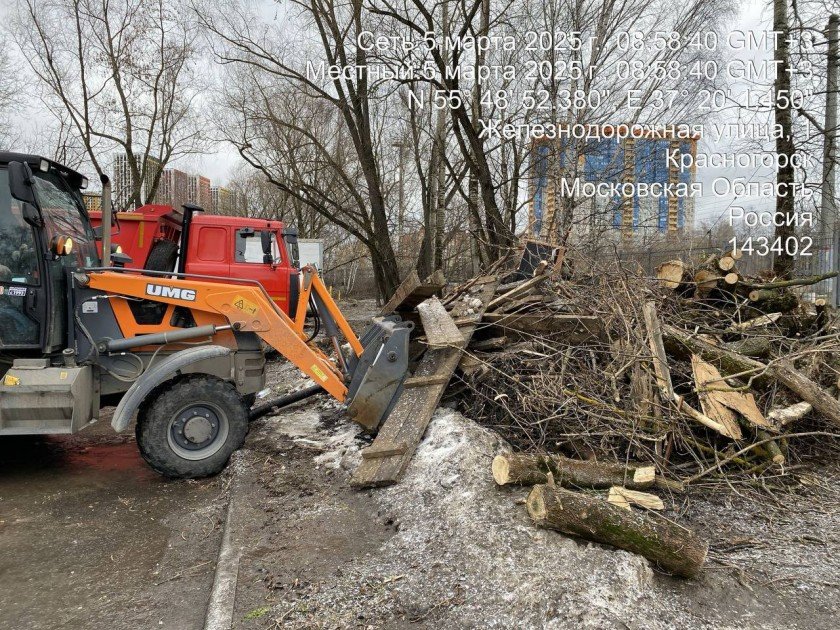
xmin=446 ymin=245 xmax=839 ymax=576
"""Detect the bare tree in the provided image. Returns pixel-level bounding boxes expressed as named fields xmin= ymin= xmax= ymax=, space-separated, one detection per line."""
xmin=0 ymin=34 xmax=21 ymax=147
xmin=198 ymin=0 xmax=402 ymax=299
xmin=12 ymin=0 xmax=204 ymax=208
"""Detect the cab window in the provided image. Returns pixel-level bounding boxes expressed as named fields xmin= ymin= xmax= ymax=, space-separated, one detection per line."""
xmin=235 ymin=229 xmax=281 ymax=264
xmin=31 ymin=170 xmax=99 ymax=269
xmin=0 ymin=170 xmax=39 ymax=285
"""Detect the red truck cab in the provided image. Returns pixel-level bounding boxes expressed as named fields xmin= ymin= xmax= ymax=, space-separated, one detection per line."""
xmin=89 ymin=205 xmax=300 ymax=315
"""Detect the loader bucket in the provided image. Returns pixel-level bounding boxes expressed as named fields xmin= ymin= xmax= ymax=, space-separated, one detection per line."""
xmin=345 ymin=317 xmax=413 ymax=432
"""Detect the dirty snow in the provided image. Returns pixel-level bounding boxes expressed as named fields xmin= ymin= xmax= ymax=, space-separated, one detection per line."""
xmin=238 ymin=403 xmax=839 ymax=629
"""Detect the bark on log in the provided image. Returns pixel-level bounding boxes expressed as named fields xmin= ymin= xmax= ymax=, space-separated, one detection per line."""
xmin=526 ymin=484 xmax=707 ymax=578
xmin=767 ymin=401 xmax=812 ymax=426
xmin=743 ymin=271 xmax=838 ymax=291
xmin=662 ymin=323 xmax=840 ymax=428
xmin=492 ymin=453 xmax=655 ymax=490
xmin=694 ymin=269 xmax=720 ymax=296
xmin=747 ymin=289 xmax=799 ymax=313
xmin=726 ymin=312 xmax=782 ymax=332
xmin=756 ymin=430 xmax=785 ymax=464
xmin=722 ymin=337 xmax=772 ymax=359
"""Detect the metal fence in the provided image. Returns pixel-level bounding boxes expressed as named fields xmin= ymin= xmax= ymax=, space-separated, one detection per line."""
xmin=321 ymin=236 xmax=840 ymax=305
xmin=607 ymin=236 xmax=839 ymax=305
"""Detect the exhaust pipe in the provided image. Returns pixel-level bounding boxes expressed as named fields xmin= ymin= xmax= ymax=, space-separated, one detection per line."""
xmin=100 ymin=174 xmax=112 ymax=267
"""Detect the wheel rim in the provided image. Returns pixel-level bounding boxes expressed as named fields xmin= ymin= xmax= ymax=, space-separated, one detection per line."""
xmin=167 ymin=402 xmax=230 ymax=461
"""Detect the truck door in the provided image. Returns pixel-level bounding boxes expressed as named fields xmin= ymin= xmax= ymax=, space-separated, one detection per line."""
xmin=231 ymin=228 xmax=291 ymax=314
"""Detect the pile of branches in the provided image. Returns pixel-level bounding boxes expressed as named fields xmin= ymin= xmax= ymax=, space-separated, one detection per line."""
xmin=454 ymin=249 xmax=840 ymax=489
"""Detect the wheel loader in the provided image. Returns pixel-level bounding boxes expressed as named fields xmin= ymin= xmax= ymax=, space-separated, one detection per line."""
xmin=0 ymin=153 xmax=412 ymax=477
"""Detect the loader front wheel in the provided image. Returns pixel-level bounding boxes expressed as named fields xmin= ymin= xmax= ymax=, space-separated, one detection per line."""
xmin=136 ymin=376 xmax=249 ymax=478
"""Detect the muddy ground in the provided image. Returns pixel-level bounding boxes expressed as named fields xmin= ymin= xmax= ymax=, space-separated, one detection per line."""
xmin=0 ymin=413 xmax=227 ymax=629
xmin=0 ymin=316 xmax=837 ymax=628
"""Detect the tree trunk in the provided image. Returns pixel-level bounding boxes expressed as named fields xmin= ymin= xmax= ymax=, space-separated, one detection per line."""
xmin=773 ymin=0 xmax=796 ymax=278
xmin=492 ymin=453 xmax=655 ymax=490
xmin=527 ymin=484 xmax=707 ymax=577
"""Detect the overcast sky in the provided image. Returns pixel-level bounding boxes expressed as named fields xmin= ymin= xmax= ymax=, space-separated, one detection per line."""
xmin=1 ymin=0 xmax=783 ymax=227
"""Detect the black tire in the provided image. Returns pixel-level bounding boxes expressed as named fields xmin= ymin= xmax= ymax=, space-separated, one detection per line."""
xmin=136 ymin=375 xmax=249 ymax=478
xmin=144 ymin=239 xmax=179 ymax=273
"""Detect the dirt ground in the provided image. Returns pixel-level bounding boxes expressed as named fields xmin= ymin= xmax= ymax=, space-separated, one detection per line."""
xmin=1 ymin=318 xmax=838 ymax=628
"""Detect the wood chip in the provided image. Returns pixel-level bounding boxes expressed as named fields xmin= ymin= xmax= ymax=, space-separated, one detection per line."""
xmin=607 ymin=487 xmax=665 ymax=511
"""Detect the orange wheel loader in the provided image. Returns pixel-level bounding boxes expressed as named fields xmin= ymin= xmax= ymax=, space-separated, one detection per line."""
xmin=0 ymin=154 xmax=412 ymax=478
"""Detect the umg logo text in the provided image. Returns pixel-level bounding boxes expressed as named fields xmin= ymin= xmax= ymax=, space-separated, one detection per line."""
xmin=145 ymin=283 xmax=197 ymax=301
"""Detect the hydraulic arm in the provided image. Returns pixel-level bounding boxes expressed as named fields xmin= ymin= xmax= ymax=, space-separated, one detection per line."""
xmin=79 ymin=265 xmax=412 ymax=432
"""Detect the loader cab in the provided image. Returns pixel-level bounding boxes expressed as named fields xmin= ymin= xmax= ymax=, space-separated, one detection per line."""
xmin=0 ymin=153 xmax=98 ymax=358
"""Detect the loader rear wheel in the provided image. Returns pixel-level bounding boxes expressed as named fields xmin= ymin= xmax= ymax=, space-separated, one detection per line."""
xmin=136 ymin=376 xmax=248 ymax=478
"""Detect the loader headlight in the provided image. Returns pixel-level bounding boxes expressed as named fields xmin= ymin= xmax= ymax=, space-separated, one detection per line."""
xmin=50 ymin=235 xmax=74 ymax=256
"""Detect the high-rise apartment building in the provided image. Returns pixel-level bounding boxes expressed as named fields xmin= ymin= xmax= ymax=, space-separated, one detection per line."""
xmin=157 ymin=168 xmax=190 ymax=210
xmin=112 ymin=152 xmax=163 ymax=211
xmin=188 ymin=175 xmax=212 ymax=210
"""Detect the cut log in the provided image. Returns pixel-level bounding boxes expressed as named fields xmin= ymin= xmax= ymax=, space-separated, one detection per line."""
xmin=662 ymin=323 xmax=840 ymax=429
xmin=527 ymin=484 xmax=707 ymax=578
xmin=718 ymin=256 xmax=736 ymax=272
xmin=727 ymin=312 xmax=782 ymax=332
xmin=723 ymin=272 xmax=739 ymax=286
xmin=416 ymin=296 xmax=464 ymax=349
xmin=743 ymin=271 xmax=838 ymax=291
xmin=722 ymin=336 xmax=771 ymax=359
xmin=607 ymin=487 xmax=665 ymax=511
xmin=747 ymin=289 xmax=799 ymax=312
xmin=767 ymin=401 xmax=812 ymax=426
xmin=656 ymin=259 xmax=688 ymax=290
xmin=492 ymin=453 xmax=656 ymax=490
xmin=756 ymin=430 xmax=785 ymax=464
xmin=694 ymin=269 xmax=720 ymax=296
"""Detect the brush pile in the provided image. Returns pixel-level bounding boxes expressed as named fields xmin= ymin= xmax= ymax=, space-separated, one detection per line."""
xmin=447 ymin=247 xmax=840 ymax=576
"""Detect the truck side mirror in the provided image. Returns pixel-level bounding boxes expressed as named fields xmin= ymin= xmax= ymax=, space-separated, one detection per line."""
xmin=260 ymin=231 xmax=273 ymax=264
xmin=8 ymin=161 xmax=37 ymax=205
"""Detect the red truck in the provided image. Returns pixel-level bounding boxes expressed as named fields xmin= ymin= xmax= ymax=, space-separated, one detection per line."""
xmin=89 ymin=204 xmax=301 ymax=315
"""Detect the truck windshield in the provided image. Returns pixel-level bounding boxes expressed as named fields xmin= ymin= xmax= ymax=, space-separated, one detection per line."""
xmin=31 ymin=170 xmax=99 ymax=269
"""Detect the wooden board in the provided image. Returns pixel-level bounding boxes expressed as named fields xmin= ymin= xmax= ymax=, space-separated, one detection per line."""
xmin=417 ymin=296 xmax=465 ymax=349
xmin=691 ymin=355 xmax=770 ymax=431
xmin=690 ymin=355 xmax=743 ymax=440
xmin=351 ymin=276 xmax=500 ymax=488
xmin=380 ymin=270 xmax=446 ymax=315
